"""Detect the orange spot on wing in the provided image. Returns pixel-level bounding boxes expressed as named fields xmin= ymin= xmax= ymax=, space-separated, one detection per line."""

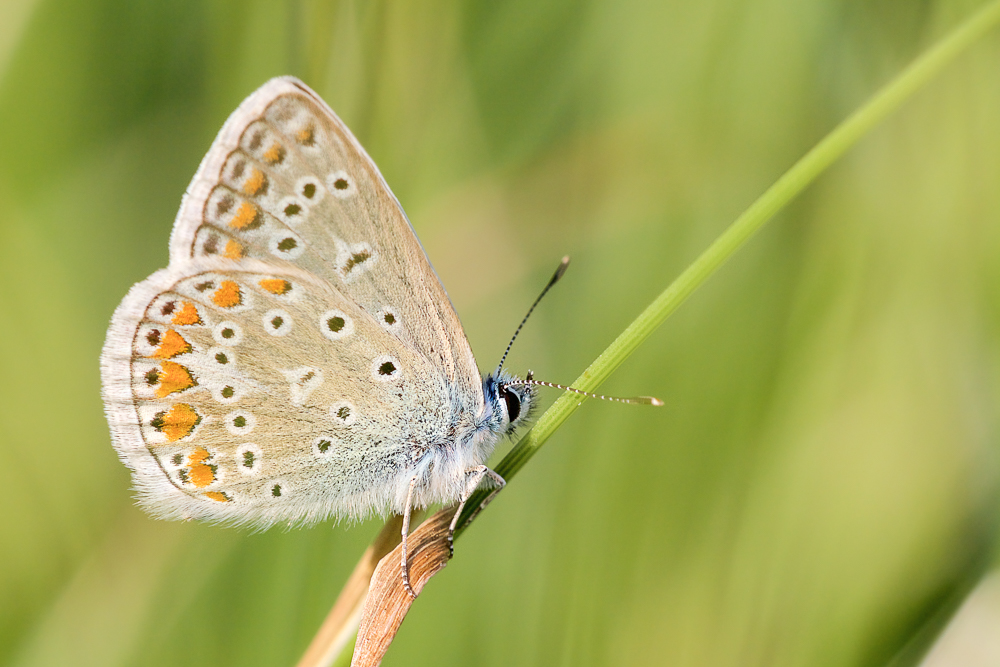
xmin=259 ymin=278 xmax=292 ymax=295
xmin=187 ymin=447 xmax=216 ymax=488
xmin=205 ymin=491 xmax=230 ymax=502
xmin=228 ymin=201 xmax=262 ymax=230
xmin=211 ymin=280 xmax=242 ymax=308
xmin=243 ymin=168 xmax=268 ymax=197
xmin=223 ymin=240 xmax=246 ymax=259
xmin=155 ymin=361 xmax=197 ymax=397
xmin=149 ymin=329 xmax=191 ymax=359
xmin=189 ymin=447 xmax=210 ymax=464
xmin=153 ymin=404 xmax=201 ymax=442
xmin=171 ymin=302 xmax=201 ymax=326
xmin=263 ymin=142 xmax=285 ymax=165
xmin=296 ymin=127 xmax=314 ymax=145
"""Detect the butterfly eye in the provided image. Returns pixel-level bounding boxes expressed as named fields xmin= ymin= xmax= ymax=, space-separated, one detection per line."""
xmin=503 ymin=388 xmax=521 ymax=423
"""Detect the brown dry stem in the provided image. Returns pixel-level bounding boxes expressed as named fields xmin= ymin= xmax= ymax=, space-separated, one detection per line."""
xmin=295 ymin=515 xmax=404 ymax=667
xmin=350 ymin=506 xmax=457 ymax=667
xmin=294 ymin=508 xmax=454 ymax=667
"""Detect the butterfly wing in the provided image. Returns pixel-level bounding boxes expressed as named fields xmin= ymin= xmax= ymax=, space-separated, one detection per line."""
xmin=101 ymin=78 xmax=484 ymax=527
xmin=171 ymin=77 xmax=481 ymax=409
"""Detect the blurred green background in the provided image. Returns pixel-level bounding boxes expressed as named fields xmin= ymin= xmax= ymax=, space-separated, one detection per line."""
xmin=2 ymin=1 xmax=1000 ymax=665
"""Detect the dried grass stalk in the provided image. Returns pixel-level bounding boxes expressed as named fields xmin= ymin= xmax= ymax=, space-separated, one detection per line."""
xmin=350 ymin=507 xmax=457 ymax=667
xmin=295 ymin=516 xmax=404 ymax=667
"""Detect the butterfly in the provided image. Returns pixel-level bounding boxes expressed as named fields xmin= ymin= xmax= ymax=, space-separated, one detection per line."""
xmin=100 ymin=77 xmax=542 ymax=596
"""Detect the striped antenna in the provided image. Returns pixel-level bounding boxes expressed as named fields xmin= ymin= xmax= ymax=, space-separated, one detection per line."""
xmin=495 ymin=256 xmax=571 ymax=376
xmin=505 ymin=376 xmax=664 ymax=407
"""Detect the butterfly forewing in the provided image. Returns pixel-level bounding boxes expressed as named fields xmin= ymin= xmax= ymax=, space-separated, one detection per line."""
xmin=170 ymin=78 xmax=481 ymax=415
xmin=103 ymin=78 xmax=487 ymax=527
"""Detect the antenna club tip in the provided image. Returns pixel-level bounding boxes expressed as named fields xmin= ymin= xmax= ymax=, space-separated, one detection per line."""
xmin=553 ymin=256 xmax=570 ymax=281
xmin=645 ymin=397 xmax=665 ymax=407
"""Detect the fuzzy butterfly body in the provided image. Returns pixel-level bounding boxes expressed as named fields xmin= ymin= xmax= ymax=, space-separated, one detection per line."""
xmin=101 ymin=78 xmax=534 ymax=529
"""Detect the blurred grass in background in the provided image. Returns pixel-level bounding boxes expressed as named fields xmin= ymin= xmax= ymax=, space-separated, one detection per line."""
xmin=1 ymin=1 xmax=999 ymax=666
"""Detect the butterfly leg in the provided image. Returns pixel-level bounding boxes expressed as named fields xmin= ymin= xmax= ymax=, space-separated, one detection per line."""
xmin=447 ymin=465 xmax=506 ymax=556
xmin=401 ymin=475 xmax=418 ymax=599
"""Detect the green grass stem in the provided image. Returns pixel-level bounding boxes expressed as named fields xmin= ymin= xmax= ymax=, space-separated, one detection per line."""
xmin=328 ymin=3 xmax=1000 ymax=663
xmin=457 ymin=0 xmax=1000 ymax=529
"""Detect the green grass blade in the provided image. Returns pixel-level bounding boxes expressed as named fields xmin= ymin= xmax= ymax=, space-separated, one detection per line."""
xmin=461 ymin=0 xmax=1000 ymax=524
xmin=323 ymin=2 xmax=1000 ymax=664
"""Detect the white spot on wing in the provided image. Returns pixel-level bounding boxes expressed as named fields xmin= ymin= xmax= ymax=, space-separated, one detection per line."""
xmin=377 ymin=306 xmax=401 ymax=333
xmin=268 ymin=231 xmax=304 ymax=259
xmin=213 ymin=322 xmax=244 ymax=346
xmin=282 ymin=366 xmax=324 ymax=406
xmin=320 ymin=309 xmax=353 ymax=340
xmin=327 ymin=170 xmax=356 ymax=198
xmin=224 ymin=410 xmax=256 ymax=435
xmin=277 ymin=196 xmax=307 ymax=225
xmin=262 ymin=309 xmax=293 ymax=336
xmin=207 ymin=346 xmax=236 ymax=367
xmin=331 ymin=238 xmax=376 ymax=283
xmin=371 ymin=355 xmax=401 ymax=382
xmin=312 ymin=436 xmax=337 ymax=458
xmin=329 ymin=401 xmax=357 ymax=425
xmin=268 ymin=480 xmax=290 ymax=500
xmin=236 ymin=443 xmax=262 ymax=476
xmin=211 ymin=382 xmax=244 ymax=404
xmin=294 ymin=176 xmax=325 ymax=204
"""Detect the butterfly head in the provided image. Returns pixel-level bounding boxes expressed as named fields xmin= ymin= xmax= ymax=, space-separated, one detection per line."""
xmin=483 ymin=370 xmax=537 ymax=436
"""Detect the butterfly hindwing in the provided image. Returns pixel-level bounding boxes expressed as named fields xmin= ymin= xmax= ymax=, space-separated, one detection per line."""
xmin=102 ymin=257 xmax=462 ymax=526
